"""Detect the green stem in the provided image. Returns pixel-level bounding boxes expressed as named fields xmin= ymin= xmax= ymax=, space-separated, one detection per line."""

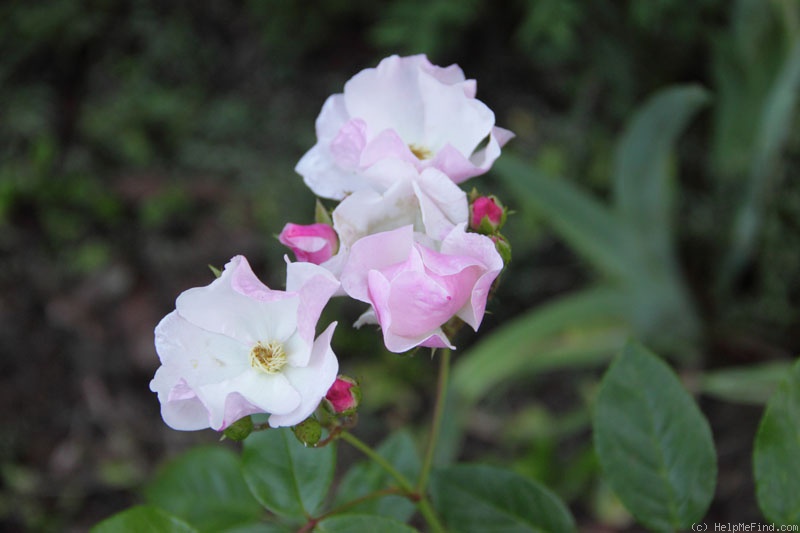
xmin=417 ymin=348 xmax=451 ymax=492
xmin=339 ymin=430 xmax=446 ymax=533
xmin=339 ymin=431 xmax=414 ymax=493
xmin=416 ymin=496 xmax=446 ymax=533
xmin=315 ymin=487 xmax=404 ymax=520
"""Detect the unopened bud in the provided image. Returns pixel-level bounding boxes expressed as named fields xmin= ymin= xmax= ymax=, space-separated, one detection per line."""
xmin=292 ymin=418 xmax=322 ymax=447
xmin=278 ymin=222 xmax=339 ymax=265
xmin=324 ymin=375 xmax=361 ymax=416
xmin=222 ymin=415 xmax=253 ymax=441
xmin=469 ymin=195 xmax=507 ymax=234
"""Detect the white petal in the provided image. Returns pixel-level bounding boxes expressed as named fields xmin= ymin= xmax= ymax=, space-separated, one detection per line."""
xmin=314 ymin=94 xmax=349 ymax=143
xmin=150 ymin=371 xmax=211 ymax=431
xmin=344 ymin=55 xmax=425 ymax=143
xmin=176 ymin=256 xmax=300 ymax=344
xmin=268 ymin=323 xmax=339 ymax=428
xmin=332 ymin=181 xmax=419 ymax=250
xmin=154 ymin=311 xmax=250 ymax=387
xmin=285 ymin=260 xmax=340 ymax=346
xmin=413 ymin=168 xmax=469 ymax=241
xmin=295 ymin=144 xmax=371 ymax=200
xmin=201 ymin=370 xmax=301 ymax=425
xmin=353 ymin=308 xmax=378 ymax=328
xmin=418 ymin=71 xmax=495 ymax=156
xmin=283 ymin=330 xmax=312 ymax=367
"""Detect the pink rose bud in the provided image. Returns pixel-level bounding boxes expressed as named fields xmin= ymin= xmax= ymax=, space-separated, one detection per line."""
xmin=278 ymin=223 xmax=339 ymax=265
xmin=470 ymin=195 xmax=506 ymax=234
xmin=324 ymin=375 xmax=361 ymax=415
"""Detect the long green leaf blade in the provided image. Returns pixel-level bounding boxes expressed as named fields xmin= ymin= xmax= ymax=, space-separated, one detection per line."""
xmin=494 ymin=155 xmax=630 ymax=280
xmin=452 ymin=287 xmax=629 ymax=404
xmin=700 ymin=361 xmax=791 ymax=405
xmin=593 ymin=341 xmax=717 ymax=531
xmin=722 ymin=38 xmax=800 ymax=286
xmin=613 ymin=85 xmax=708 ymax=263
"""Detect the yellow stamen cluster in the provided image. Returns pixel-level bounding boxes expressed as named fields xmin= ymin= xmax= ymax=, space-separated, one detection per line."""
xmin=249 ymin=340 xmax=287 ymax=374
xmin=409 ymin=144 xmax=432 ymax=160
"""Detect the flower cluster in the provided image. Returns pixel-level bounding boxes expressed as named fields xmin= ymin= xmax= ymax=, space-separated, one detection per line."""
xmin=151 ymin=55 xmax=512 ymax=433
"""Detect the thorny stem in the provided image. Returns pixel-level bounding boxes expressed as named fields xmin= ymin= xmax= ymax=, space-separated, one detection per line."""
xmin=417 ymin=348 xmax=451 ymax=492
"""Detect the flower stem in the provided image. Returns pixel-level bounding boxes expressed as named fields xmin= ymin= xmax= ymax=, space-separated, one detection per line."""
xmin=417 ymin=348 xmax=451 ymax=492
xmin=315 ymin=487 xmax=404 ymax=521
xmin=339 ymin=431 xmax=414 ymax=493
xmin=339 ymin=430 xmax=446 ymax=533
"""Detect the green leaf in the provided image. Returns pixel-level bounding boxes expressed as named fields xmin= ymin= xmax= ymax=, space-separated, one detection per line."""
xmin=753 ymin=357 xmax=800 ymax=525
xmin=613 ymin=85 xmax=708 ymax=264
xmin=700 ymin=361 xmax=791 ymax=405
xmin=334 ymin=430 xmax=421 ymax=522
xmin=223 ymin=523 xmax=292 ymax=533
xmin=430 ymin=464 xmax=575 ymax=532
xmin=241 ymin=428 xmax=335 ymax=519
xmin=494 ymin=155 xmax=630 ymax=281
xmin=722 ymin=38 xmax=800 ymax=286
xmin=610 ymin=85 xmax=705 ymax=350
xmin=144 ymin=447 xmax=262 ymax=532
xmin=592 ymin=341 xmax=716 ymax=531
xmin=92 ymin=505 xmax=197 ymax=533
xmin=314 ymin=514 xmax=418 ymax=533
xmin=452 ymin=287 xmax=630 ymax=404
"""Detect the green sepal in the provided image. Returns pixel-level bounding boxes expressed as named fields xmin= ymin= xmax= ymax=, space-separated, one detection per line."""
xmin=222 ymin=415 xmax=254 ymax=441
xmin=315 ymin=199 xmax=334 ymax=226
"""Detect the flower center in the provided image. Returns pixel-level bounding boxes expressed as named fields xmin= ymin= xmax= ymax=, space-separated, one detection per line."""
xmin=409 ymin=144 xmax=432 ymax=160
xmin=249 ymin=340 xmax=287 ymax=374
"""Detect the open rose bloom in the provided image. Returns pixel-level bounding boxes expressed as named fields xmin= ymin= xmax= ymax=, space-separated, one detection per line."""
xmin=341 ymin=224 xmax=503 ymax=352
xmin=296 ymin=54 xmax=514 ymax=200
xmin=150 ymin=256 xmax=340 ymax=431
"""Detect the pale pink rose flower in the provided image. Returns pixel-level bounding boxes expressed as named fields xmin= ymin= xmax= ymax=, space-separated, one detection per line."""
xmin=332 ymin=160 xmax=468 ymax=250
xmin=150 ymin=256 xmax=339 ymax=431
xmin=340 ymin=224 xmax=503 ymax=353
xmin=296 ymin=54 xmax=514 ymax=200
xmin=278 ymin=222 xmax=339 ymax=265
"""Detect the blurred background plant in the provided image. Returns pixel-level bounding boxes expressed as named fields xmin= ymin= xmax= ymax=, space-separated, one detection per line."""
xmin=1 ymin=0 xmax=798 ymax=530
